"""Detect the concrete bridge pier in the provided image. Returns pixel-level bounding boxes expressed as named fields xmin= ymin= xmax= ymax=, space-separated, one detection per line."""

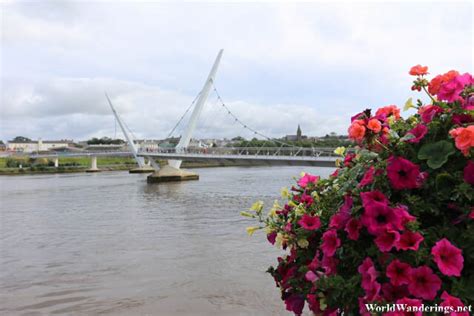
xmin=147 ymin=165 xmax=199 ymax=183
xmin=54 ymin=157 xmax=59 ymax=168
xmin=129 ymin=157 xmax=155 ymax=174
xmin=86 ymin=156 xmax=101 ymax=173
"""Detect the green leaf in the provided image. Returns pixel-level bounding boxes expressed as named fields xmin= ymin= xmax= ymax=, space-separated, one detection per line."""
xmin=418 ymin=140 xmax=455 ymax=169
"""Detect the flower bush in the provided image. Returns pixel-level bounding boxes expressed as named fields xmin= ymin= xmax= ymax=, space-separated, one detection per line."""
xmin=243 ymin=66 xmax=473 ymax=315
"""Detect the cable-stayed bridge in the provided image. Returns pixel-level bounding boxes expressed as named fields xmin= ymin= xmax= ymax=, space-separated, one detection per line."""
xmin=12 ymin=49 xmax=338 ymax=181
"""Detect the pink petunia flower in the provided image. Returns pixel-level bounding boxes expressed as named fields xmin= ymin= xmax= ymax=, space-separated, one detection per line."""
xmin=404 ymin=124 xmax=428 ymax=143
xmin=464 ymin=160 xmax=474 ymax=185
xmin=374 ymin=229 xmax=400 ymax=252
xmin=418 ymin=105 xmax=443 ymax=124
xmin=329 ymin=195 xmax=353 ymax=229
xmin=297 ymin=214 xmax=321 ymax=231
xmin=431 ymin=238 xmax=464 ymax=277
xmin=387 ymin=156 xmax=425 ymax=190
xmin=408 ymin=266 xmax=441 ymax=300
xmin=321 ymin=229 xmax=341 ymax=257
xmin=394 ymin=205 xmax=417 ymax=228
xmin=396 ymin=230 xmax=424 ymax=251
xmin=440 ymin=291 xmax=470 ymax=316
xmin=297 ymin=173 xmax=319 ymax=188
xmin=388 ymin=298 xmax=423 ymax=316
xmin=321 ymin=254 xmax=338 ymax=275
xmin=386 ymin=259 xmax=412 ymax=286
xmin=361 ymin=202 xmax=403 ymax=235
xmin=359 ymin=166 xmax=375 ymax=187
xmin=284 ymin=294 xmax=305 ymax=316
xmin=345 ymin=217 xmax=362 ymax=241
xmin=360 ymin=190 xmax=389 ymax=208
xmin=306 ymin=294 xmax=321 ymax=314
xmin=305 ymin=270 xmax=317 ymax=282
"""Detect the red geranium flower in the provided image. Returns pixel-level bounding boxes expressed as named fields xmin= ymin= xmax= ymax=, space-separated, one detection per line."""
xmin=431 ymin=238 xmax=464 ymax=277
xmin=408 ymin=266 xmax=441 ymax=300
xmin=321 ymin=229 xmax=341 ymax=257
xmin=386 ymin=259 xmax=412 ymax=286
xmin=298 ymin=214 xmax=321 ymax=231
xmin=409 ymin=65 xmax=429 ymax=76
xmin=345 ymin=217 xmax=362 ymax=240
xmin=375 ymin=229 xmax=400 ymax=252
xmin=387 ymin=156 xmax=425 ymax=190
xmin=440 ymin=291 xmax=470 ymax=316
xmin=404 ymin=124 xmax=428 ymax=143
xmin=396 ymin=230 xmax=424 ymax=251
xmin=428 ymin=70 xmax=459 ymax=95
xmin=375 ymin=105 xmax=401 ymax=120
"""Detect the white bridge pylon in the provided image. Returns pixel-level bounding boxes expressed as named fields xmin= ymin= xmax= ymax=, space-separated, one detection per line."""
xmin=105 ymin=93 xmax=148 ymax=169
xmin=168 ymin=49 xmax=223 ymax=169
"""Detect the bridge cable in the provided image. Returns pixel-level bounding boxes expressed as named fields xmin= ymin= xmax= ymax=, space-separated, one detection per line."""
xmin=166 ymin=91 xmax=202 ymax=139
xmin=211 ymin=83 xmax=306 ymax=152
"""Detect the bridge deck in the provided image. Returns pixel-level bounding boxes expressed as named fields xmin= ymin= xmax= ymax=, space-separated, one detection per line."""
xmin=139 ymin=152 xmax=337 ymax=167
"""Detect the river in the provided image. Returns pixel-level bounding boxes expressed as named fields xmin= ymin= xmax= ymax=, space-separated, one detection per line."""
xmin=0 ymin=166 xmax=333 ymax=315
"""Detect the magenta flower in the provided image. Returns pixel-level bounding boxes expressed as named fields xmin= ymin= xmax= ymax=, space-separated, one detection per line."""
xmin=266 ymin=232 xmax=277 ymax=245
xmin=358 ymin=257 xmax=378 ymax=290
xmin=306 ymin=294 xmax=321 ymax=314
xmin=464 ymin=160 xmax=474 ymax=185
xmin=394 ymin=298 xmax=423 ymax=316
xmin=394 ymin=205 xmax=416 ymax=227
xmin=360 ymin=190 xmax=389 ymax=208
xmin=431 ymin=238 xmax=464 ymax=277
xmin=297 ymin=214 xmax=321 ymax=231
xmin=329 ymin=195 xmax=353 ymax=229
xmin=321 ymin=254 xmax=338 ymax=275
xmin=374 ymin=229 xmax=400 ymax=252
xmin=359 ymin=166 xmax=375 ymax=187
xmin=284 ymin=294 xmax=305 ymax=316
xmin=419 ymin=105 xmax=443 ymax=124
xmin=361 ymin=202 xmax=403 ymax=235
xmin=321 ymin=229 xmax=341 ymax=257
xmin=307 ymin=252 xmax=321 ymax=271
xmin=452 ymin=113 xmax=474 ymax=125
xmin=437 ymin=73 xmax=473 ymax=103
xmin=404 ymin=124 xmax=428 ymax=143
xmin=297 ymin=173 xmax=319 ymax=188
xmin=305 ymin=270 xmax=317 ymax=282
xmin=386 ymin=259 xmax=412 ymax=286
xmin=345 ymin=218 xmax=362 ymax=240
xmin=408 ymin=266 xmax=441 ymax=300
xmin=396 ymin=230 xmax=424 ymax=251
xmin=440 ymin=291 xmax=470 ymax=316
xmin=387 ymin=156 xmax=424 ymax=190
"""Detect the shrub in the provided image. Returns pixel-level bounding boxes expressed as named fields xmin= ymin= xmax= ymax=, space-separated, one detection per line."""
xmin=244 ymin=66 xmax=473 ymax=315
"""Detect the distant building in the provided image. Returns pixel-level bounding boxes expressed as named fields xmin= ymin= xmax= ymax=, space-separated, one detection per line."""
xmin=6 ymin=139 xmax=74 ymax=153
xmin=284 ymin=125 xmax=307 ymax=141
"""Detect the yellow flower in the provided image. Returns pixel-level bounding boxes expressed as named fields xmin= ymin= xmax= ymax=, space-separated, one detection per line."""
xmin=264 ymin=227 xmax=273 ymax=234
xmin=246 ymin=226 xmax=260 ymax=236
xmin=334 ymin=146 xmax=346 ymax=156
xmin=268 ymin=200 xmax=281 ymax=217
xmin=288 ymin=200 xmax=297 ymax=208
xmin=250 ymin=201 xmax=264 ymax=215
xmin=335 ymin=158 xmax=342 ymax=167
xmin=275 ymin=232 xmax=286 ymax=248
xmin=280 ymin=187 xmax=290 ymax=198
xmin=294 ymin=205 xmax=305 ymax=216
xmin=403 ymin=97 xmax=414 ymax=111
xmin=297 ymin=238 xmax=309 ymax=248
xmin=240 ymin=211 xmax=255 ymax=218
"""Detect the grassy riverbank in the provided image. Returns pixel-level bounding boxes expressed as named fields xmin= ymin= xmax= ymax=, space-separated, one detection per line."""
xmin=0 ymin=156 xmax=261 ymax=175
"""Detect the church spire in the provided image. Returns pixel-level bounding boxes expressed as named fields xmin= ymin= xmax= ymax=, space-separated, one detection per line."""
xmin=296 ymin=124 xmax=302 ymax=141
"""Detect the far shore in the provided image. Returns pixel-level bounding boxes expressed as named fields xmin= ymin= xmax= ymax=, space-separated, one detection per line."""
xmin=0 ymin=159 xmax=270 ymax=176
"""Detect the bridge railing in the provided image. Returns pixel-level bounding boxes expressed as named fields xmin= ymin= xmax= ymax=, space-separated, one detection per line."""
xmin=138 ymin=147 xmax=341 ymax=157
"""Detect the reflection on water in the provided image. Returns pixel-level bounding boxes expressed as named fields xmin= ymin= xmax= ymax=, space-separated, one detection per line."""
xmin=0 ymin=166 xmax=333 ymax=315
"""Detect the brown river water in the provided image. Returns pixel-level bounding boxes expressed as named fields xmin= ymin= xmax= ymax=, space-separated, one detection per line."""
xmin=0 ymin=166 xmax=333 ymax=315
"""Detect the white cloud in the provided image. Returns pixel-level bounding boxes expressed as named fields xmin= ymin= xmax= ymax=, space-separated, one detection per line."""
xmin=0 ymin=0 xmax=472 ymax=141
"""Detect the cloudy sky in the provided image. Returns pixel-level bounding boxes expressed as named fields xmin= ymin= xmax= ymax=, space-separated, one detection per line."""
xmin=1 ymin=0 xmax=472 ymax=142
